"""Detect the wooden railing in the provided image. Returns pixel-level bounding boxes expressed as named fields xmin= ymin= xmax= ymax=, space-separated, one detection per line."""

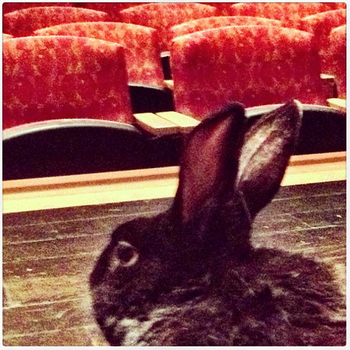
xmin=3 ymin=151 xmax=346 ymax=214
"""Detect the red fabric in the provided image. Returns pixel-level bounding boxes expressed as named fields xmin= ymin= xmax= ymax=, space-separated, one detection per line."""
xmin=200 ymin=3 xmax=238 ymax=16
xmin=3 ymin=36 xmax=133 ymax=129
xmin=171 ymin=25 xmax=326 ymax=120
xmin=328 ymin=3 xmax=347 ymax=10
xmin=3 ymin=6 xmax=110 ymax=37
xmin=229 ymin=3 xmax=333 ymax=28
xmin=299 ymin=9 xmax=346 ymax=74
xmin=120 ymin=3 xmax=217 ymax=51
xmin=327 ymin=25 xmax=346 ymax=98
xmin=76 ymin=3 xmax=145 ymax=21
xmin=169 ymin=16 xmax=283 ymax=41
xmin=2 ymin=3 xmax=72 ymax=14
xmin=35 ymin=22 xmax=164 ymax=87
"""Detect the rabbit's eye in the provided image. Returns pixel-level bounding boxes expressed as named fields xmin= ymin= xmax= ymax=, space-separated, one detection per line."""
xmin=115 ymin=241 xmax=139 ymax=267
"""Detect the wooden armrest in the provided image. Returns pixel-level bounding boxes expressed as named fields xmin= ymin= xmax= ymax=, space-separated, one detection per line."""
xmin=134 ymin=111 xmax=200 ymax=136
xmin=327 ymin=98 xmax=346 ymax=113
xmin=134 ymin=113 xmax=180 ymax=135
xmin=320 ymin=73 xmax=335 ymax=80
xmin=156 ymin=111 xmax=200 ymax=129
xmin=164 ymin=79 xmax=174 ymax=90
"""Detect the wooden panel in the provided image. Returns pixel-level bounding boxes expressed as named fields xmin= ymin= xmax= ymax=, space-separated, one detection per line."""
xmin=2 ymin=152 xmax=346 ymax=214
xmin=134 ymin=112 xmax=180 ymax=135
xmin=134 ymin=111 xmax=200 ymax=135
xmin=156 ymin=111 xmax=200 ymax=129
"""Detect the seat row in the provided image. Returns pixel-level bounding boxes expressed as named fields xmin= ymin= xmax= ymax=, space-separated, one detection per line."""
xmin=3 ymin=3 xmax=346 ymax=74
xmin=3 ymin=3 xmax=346 ymax=89
xmin=3 ymin=2 xmax=346 ymax=49
xmin=3 ymin=23 xmax=345 ymax=128
xmin=2 ymin=3 xmax=346 ymax=180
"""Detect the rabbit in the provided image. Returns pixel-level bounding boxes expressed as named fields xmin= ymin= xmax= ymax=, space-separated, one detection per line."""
xmin=90 ymin=100 xmax=345 ymax=346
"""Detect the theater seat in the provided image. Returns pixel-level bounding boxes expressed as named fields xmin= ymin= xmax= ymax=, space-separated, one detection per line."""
xmin=171 ymin=25 xmax=327 ymax=120
xmin=74 ymin=2 xmax=143 ymax=21
xmin=168 ymin=16 xmax=283 ymax=42
xmin=229 ymin=2 xmax=333 ymax=28
xmin=326 ymin=25 xmax=346 ymax=99
xmin=35 ymin=22 xmax=165 ymax=88
xmin=120 ymin=3 xmax=217 ymax=52
xmin=299 ymin=9 xmax=346 ymax=74
xmin=3 ymin=36 xmax=133 ymax=129
xmin=2 ymin=2 xmax=72 ymax=14
xmin=3 ymin=6 xmax=109 ymax=36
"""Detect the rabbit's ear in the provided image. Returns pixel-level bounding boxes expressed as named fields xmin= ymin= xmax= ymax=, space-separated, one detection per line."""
xmin=174 ymin=103 xmax=246 ymax=225
xmin=235 ymin=100 xmax=303 ymax=220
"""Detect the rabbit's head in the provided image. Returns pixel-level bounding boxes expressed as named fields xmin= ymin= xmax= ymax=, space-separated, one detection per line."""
xmin=90 ymin=101 xmax=344 ymax=345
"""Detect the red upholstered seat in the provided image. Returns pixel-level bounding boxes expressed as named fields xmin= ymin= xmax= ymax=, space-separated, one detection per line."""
xmin=120 ymin=3 xmax=217 ymax=51
xmin=3 ymin=36 xmax=133 ymax=129
xmin=76 ymin=3 xmax=144 ymax=21
xmin=203 ymin=3 xmax=236 ymax=16
xmin=35 ymin=22 xmax=164 ymax=87
xmin=326 ymin=25 xmax=346 ymax=99
xmin=170 ymin=25 xmax=327 ymax=120
xmin=299 ymin=9 xmax=346 ymax=74
xmin=169 ymin=16 xmax=283 ymax=41
xmin=2 ymin=2 xmax=73 ymax=14
xmin=229 ymin=3 xmax=333 ymax=28
xmin=328 ymin=3 xmax=347 ymax=10
xmin=3 ymin=6 xmax=110 ymax=37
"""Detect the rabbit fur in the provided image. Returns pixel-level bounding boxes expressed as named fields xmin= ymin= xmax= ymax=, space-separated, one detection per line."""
xmin=90 ymin=101 xmax=345 ymax=346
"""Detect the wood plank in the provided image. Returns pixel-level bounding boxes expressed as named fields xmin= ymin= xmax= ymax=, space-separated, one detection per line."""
xmin=134 ymin=111 xmax=199 ymax=135
xmin=156 ymin=111 xmax=200 ymax=130
xmin=3 ymin=234 xmax=108 ymax=264
xmin=3 ymin=299 xmax=107 ymax=345
xmin=3 ymin=325 xmax=107 ymax=346
xmin=327 ymin=98 xmax=346 ymax=112
xmin=164 ymin=79 xmax=174 ymax=90
xmin=134 ymin=112 xmax=180 ymax=135
xmin=2 ymin=181 xmax=345 ymax=346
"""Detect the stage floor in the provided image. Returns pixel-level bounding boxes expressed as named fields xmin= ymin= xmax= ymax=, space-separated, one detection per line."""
xmin=3 ymin=180 xmax=346 ymax=346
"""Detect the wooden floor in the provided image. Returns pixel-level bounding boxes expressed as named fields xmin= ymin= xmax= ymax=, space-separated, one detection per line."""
xmin=2 ymin=180 xmax=346 ymax=346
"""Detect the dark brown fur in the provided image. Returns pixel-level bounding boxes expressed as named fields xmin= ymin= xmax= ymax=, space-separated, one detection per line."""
xmin=90 ymin=101 xmax=345 ymax=346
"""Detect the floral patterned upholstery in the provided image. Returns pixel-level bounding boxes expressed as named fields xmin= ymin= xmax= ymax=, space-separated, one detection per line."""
xmin=120 ymin=3 xmax=217 ymax=51
xmin=76 ymin=3 xmax=144 ymax=21
xmin=3 ymin=36 xmax=133 ymax=129
xmin=229 ymin=3 xmax=333 ymax=28
xmin=170 ymin=25 xmax=326 ymax=119
xmin=326 ymin=25 xmax=346 ymax=98
xmin=3 ymin=6 xmax=110 ymax=37
xmin=328 ymin=3 xmax=347 ymax=10
xmin=299 ymin=9 xmax=346 ymax=74
xmin=35 ymin=22 xmax=164 ymax=87
xmin=201 ymin=3 xmax=236 ymax=16
xmin=169 ymin=16 xmax=283 ymax=41
xmin=2 ymin=2 xmax=73 ymax=14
